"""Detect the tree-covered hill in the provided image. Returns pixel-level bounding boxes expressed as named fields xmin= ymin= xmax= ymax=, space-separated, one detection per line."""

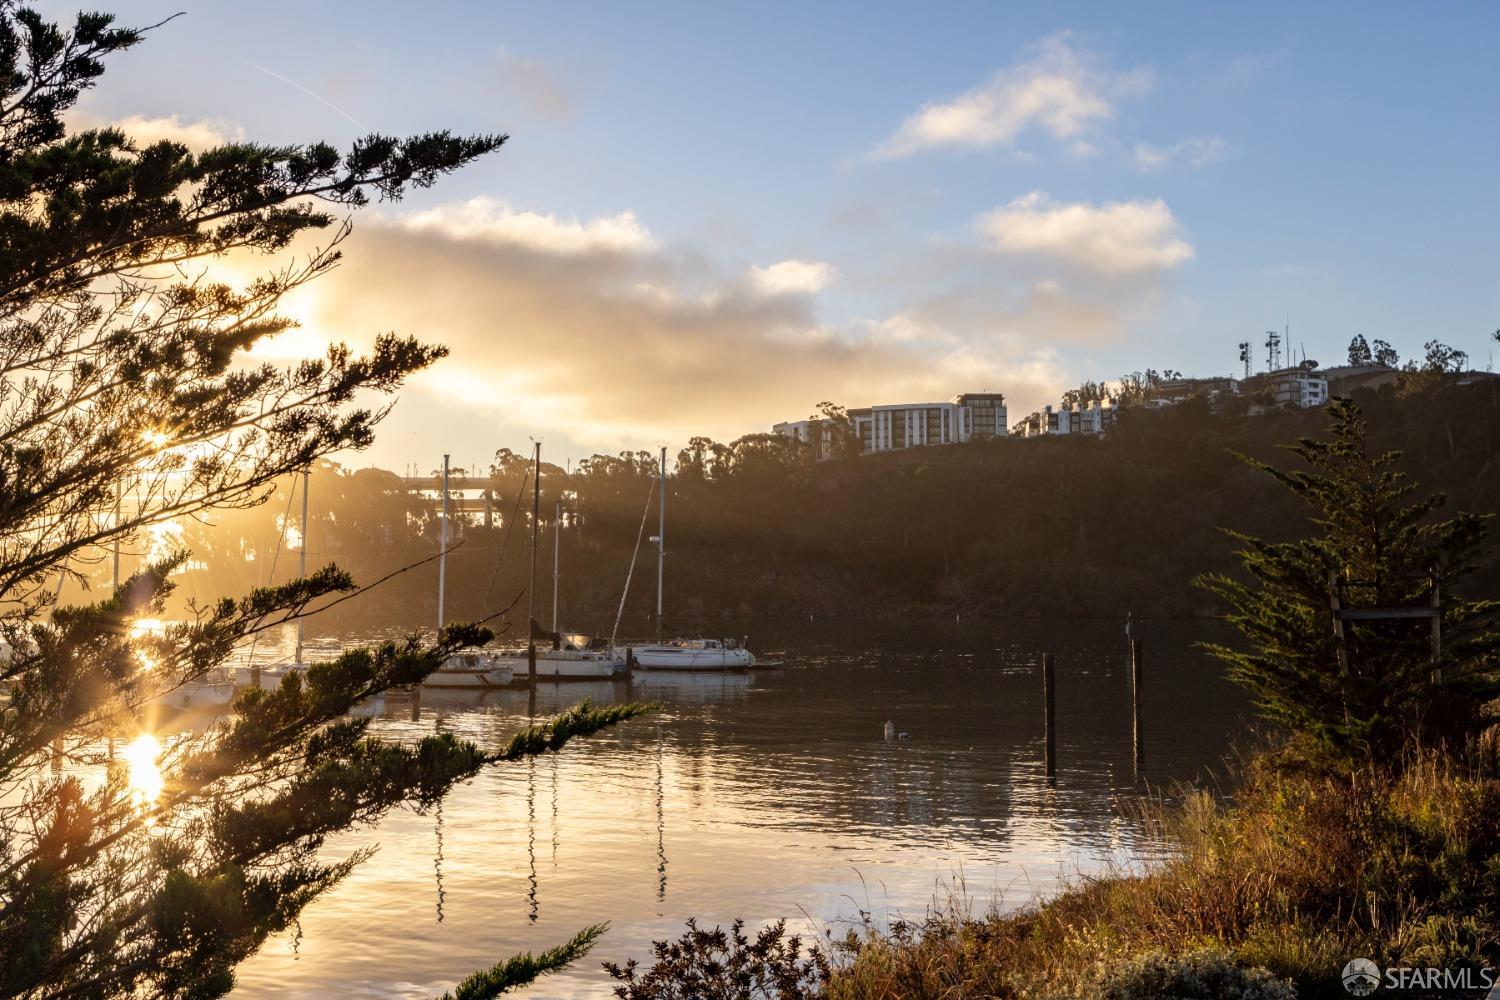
xmin=140 ymin=376 xmax=1499 ymax=632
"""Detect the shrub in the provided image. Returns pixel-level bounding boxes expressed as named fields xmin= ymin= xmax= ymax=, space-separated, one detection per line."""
xmin=1093 ymin=949 xmax=1296 ymax=1000
xmin=603 ymin=918 xmax=829 ymax=1000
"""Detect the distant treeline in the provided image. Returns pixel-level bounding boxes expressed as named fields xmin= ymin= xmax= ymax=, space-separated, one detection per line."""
xmin=108 ymin=377 xmax=1499 ymax=634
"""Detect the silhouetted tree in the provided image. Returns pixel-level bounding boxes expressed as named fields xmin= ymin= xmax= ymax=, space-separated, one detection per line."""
xmin=813 ymin=401 xmax=860 ymax=460
xmin=1422 ymin=339 xmax=1470 ymax=374
xmin=1372 ymin=339 xmax=1400 ymax=368
xmin=1198 ymin=400 xmax=1499 ymax=766
xmin=1347 ymin=334 xmax=1373 ymax=366
xmin=0 ymin=7 xmax=642 ymax=998
xmin=1061 ymin=380 xmax=1107 ymax=407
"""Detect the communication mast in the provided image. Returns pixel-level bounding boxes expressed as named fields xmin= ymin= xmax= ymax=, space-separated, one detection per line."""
xmin=1237 ymin=341 xmax=1252 ymax=380
xmin=1265 ymin=329 xmax=1282 ymax=371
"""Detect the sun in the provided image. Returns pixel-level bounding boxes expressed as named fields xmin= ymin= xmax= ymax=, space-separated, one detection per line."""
xmin=123 ymin=733 xmax=163 ymax=808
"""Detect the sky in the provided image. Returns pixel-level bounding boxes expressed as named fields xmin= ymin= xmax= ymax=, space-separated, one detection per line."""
xmin=55 ymin=1 xmax=1500 ymax=472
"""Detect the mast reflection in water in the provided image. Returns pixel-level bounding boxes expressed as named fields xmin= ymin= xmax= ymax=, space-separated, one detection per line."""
xmin=229 ymin=616 xmax=1247 ymax=999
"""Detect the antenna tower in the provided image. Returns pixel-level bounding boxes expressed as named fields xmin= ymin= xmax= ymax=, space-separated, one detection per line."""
xmin=1265 ymin=329 xmax=1282 ymax=371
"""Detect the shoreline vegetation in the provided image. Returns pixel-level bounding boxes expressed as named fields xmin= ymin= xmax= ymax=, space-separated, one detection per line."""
xmin=115 ymin=376 xmax=1499 ymax=632
xmin=601 ymin=397 xmax=1500 ymax=1000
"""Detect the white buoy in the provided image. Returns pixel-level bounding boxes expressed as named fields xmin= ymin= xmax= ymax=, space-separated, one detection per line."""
xmin=883 ymin=720 xmax=895 ymax=741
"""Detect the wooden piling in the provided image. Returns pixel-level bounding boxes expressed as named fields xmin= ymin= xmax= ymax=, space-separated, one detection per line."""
xmin=1130 ymin=637 xmax=1144 ymax=774
xmin=1042 ymin=652 xmax=1056 ymax=779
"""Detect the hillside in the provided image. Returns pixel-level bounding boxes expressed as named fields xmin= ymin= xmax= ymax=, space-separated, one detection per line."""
xmin=149 ymin=377 xmax=1500 ymax=632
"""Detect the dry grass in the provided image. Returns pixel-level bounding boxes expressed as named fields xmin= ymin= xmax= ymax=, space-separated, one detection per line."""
xmin=824 ymin=746 xmax=1500 ymax=1000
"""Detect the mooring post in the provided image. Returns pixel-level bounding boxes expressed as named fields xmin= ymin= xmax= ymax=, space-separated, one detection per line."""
xmin=1042 ymin=652 xmax=1056 ymax=779
xmin=1130 ymin=637 xmax=1144 ymax=774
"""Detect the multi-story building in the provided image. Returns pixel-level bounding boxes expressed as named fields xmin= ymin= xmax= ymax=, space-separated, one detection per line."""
xmin=1155 ymin=376 xmax=1241 ymax=404
xmin=777 ymin=393 xmax=1005 ymax=456
xmin=1011 ymin=399 xmax=1118 ymax=438
xmin=769 ymin=418 xmax=834 ymax=460
xmin=1243 ymin=361 xmax=1329 ymax=408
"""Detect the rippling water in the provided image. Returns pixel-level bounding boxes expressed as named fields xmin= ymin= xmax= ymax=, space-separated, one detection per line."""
xmin=216 ymin=616 xmax=1245 ymax=999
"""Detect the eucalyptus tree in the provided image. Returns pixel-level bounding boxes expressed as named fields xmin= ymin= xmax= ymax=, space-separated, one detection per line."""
xmin=0 ymin=6 xmax=642 ymax=997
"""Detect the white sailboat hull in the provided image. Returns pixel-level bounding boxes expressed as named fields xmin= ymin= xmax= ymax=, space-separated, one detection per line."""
xmin=497 ymin=649 xmax=622 ymax=680
xmin=237 ymin=654 xmax=514 ymax=691
xmin=424 ymin=651 xmax=514 ymax=689
xmin=152 ymin=674 xmax=238 ymax=708
xmin=626 ymin=645 xmax=756 ymax=671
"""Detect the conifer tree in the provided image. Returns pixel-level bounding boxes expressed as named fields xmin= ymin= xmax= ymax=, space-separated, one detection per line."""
xmin=1199 ymin=399 xmax=1499 ymax=764
xmin=0 ymin=5 xmax=645 ymax=996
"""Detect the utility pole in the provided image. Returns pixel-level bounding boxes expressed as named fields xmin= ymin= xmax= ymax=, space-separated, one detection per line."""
xmin=655 ymin=445 xmax=666 ymax=642
xmin=297 ymin=467 xmax=309 ymax=664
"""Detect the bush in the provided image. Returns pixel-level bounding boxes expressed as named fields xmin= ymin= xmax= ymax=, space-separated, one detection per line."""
xmin=603 ymin=918 xmax=829 ymax=1000
xmin=1094 ymin=949 xmax=1295 ymax=1000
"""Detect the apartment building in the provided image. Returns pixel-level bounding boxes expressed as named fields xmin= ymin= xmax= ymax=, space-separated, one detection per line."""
xmin=775 ymin=393 xmax=1006 ymax=457
xmin=1011 ymin=398 xmax=1118 ymax=438
xmin=1243 ymin=361 xmax=1329 ymax=408
xmin=848 ymin=393 xmax=1007 ymax=454
xmin=769 ymin=418 xmax=834 ymax=460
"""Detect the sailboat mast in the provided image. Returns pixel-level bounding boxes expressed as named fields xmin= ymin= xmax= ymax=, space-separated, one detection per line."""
xmin=656 ymin=445 xmax=665 ymax=641
xmin=551 ymin=498 xmax=561 ymax=632
xmin=527 ymin=442 xmax=540 ymax=685
xmin=297 ymin=467 xmax=309 ymax=663
xmin=111 ymin=493 xmax=121 ymax=591
xmin=437 ymin=455 xmax=448 ymax=633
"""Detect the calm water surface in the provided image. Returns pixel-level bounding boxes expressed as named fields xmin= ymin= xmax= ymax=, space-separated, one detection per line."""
xmin=220 ymin=617 xmax=1246 ymax=999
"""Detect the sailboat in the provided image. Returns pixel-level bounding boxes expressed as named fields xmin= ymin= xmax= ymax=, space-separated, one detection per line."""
xmin=619 ymin=448 xmax=756 ymax=672
xmin=239 ymin=469 xmax=316 ymax=691
xmin=425 ymin=454 xmax=515 ymax=688
xmin=496 ymin=446 xmax=621 ymax=681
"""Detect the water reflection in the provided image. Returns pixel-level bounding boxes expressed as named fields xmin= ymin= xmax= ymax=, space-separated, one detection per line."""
xmin=123 ymin=732 xmax=162 ymax=809
xmin=229 ymin=617 xmax=1248 ymax=999
xmin=433 ymin=801 xmax=446 ymax=924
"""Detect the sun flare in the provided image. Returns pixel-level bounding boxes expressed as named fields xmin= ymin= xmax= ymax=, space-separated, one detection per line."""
xmin=123 ymin=733 xmax=163 ymax=808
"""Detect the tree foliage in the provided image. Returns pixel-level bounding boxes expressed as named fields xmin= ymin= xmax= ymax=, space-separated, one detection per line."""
xmin=1347 ymin=334 xmax=1372 ymax=366
xmin=0 ymin=5 xmax=644 ymax=997
xmin=1198 ymin=399 xmax=1500 ymax=764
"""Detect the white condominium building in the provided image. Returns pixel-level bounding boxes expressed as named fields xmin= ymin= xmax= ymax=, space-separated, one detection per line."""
xmin=849 ymin=393 xmax=1007 ymax=454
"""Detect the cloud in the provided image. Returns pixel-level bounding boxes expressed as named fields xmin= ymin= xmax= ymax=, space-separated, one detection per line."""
xmin=877 ymin=33 xmax=1152 ymax=158
xmin=976 ymin=192 xmax=1194 ymax=276
xmin=747 ymin=259 xmax=839 ymax=296
xmin=1132 ymin=135 xmax=1229 ymax=171
xmin=83 ymin=114 xmax=245 ymax=152
xmin=288 ymin=203 xmax=1077 ymax=454
xmin=396 ymin=196 xmax=656 ymax=255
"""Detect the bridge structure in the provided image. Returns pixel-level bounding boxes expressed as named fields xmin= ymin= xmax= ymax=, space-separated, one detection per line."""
xmin=398 ymin=476 xmax=513 ymax=527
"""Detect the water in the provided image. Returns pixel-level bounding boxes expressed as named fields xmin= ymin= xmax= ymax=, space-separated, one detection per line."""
xmin=225 ymin=616 xmax=1247 ymax=999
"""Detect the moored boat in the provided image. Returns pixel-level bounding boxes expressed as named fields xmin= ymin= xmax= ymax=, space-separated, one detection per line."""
xmin=611 ymin=448 xmax=762 ymax=672
xmin=425 ymin=650 xmax=515 ymax=688
xmin=624 ymin=638 xmax=755 ymax=671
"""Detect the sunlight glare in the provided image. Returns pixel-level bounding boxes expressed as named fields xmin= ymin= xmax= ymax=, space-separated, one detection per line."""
xmin=124 ymin=733 xmax=163 ymax=809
